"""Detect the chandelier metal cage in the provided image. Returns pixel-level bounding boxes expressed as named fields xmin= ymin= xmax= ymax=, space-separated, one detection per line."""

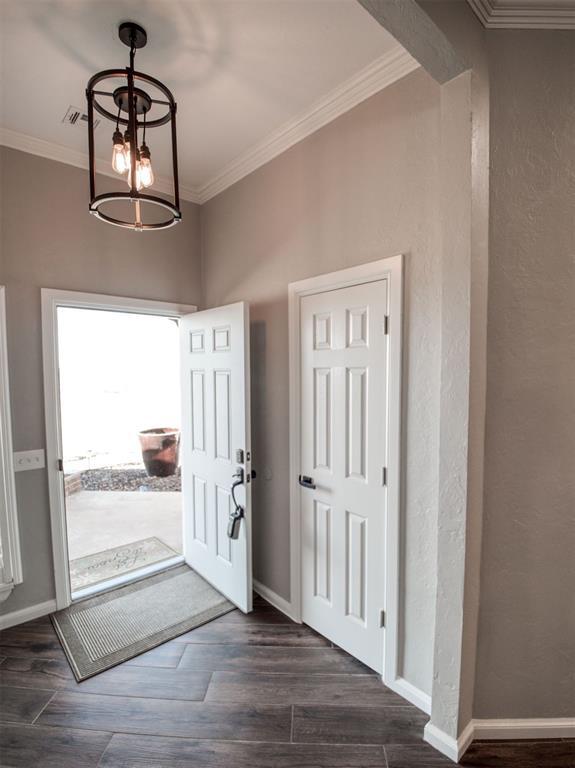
xmin=86 ymin=22 xmax=181 ymax=231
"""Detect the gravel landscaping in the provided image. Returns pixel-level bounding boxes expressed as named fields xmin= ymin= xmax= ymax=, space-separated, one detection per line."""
xmin=77 ymin=465 xmax=181 ymax=492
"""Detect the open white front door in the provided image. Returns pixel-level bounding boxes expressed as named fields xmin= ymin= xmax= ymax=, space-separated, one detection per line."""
xmin=180 ymin=302 xmax=252 ymax=613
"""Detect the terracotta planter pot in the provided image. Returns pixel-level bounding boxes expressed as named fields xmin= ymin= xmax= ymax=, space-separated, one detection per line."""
xmin=138 ymin=428 xmax=180 ymax=478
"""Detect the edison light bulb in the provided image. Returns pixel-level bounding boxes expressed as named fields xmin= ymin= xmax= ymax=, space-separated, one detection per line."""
xmin=135 ymin=162 xmax=144 ymax=191
xmin=126 ymin=149 xmax=143 ymax=191
xmin=123 ymin=132 xmax=132 ymax=171
xmin=139 ymin=143 xmax=154 ymax=188
xmin=111 ymin=130 xmax=127 ymax=174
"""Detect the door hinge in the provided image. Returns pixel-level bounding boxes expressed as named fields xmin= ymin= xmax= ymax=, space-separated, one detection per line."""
xmin=57 ymin=458 xmax=64 ymax=472
xmin=383 ymin=315 xmax=389 ymax=335
xmin=381 ymin=466 xmax=387 ymax=486
xmin=380 ymin=609 xmax=386 ymax=628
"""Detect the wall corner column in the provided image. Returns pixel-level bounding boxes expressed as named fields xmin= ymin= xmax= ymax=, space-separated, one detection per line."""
xmin=425 ymin=62 xmax=489 ymax=760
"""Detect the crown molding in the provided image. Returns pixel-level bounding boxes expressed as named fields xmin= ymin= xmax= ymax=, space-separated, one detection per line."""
xmin=467 ymin=0 xmax=575 ymax=28
xmin=1 ymin=46 xmax=418 ymax=207
xmin=0 ymin=127 xmax=202 ymax=204
xmin=196 ymin=45 xmax=419 ymax=203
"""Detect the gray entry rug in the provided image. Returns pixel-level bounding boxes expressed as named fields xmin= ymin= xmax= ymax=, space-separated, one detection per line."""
xmin=69 ymin=537 xmax=179 ymax=592
xmin=52 ymin=565 xmax=234 ymax=681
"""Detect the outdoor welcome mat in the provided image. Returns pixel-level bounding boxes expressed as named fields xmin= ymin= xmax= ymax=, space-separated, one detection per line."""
xmin=51 ymin=565 xmax=234 ymax=681
xmin=69 ymin=536 xmax=178 ymax=592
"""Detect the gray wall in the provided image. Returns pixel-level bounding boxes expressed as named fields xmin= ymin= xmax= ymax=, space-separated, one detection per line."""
xmin=0 ymin=147 xmax=202 ymax=614
xmin=201 ymin=67 xmax=442 ymax=695
xmin=474 ymin=30 xmax=575 ymax=719
xmin=416 ymin=2 xmax=575 ymax=721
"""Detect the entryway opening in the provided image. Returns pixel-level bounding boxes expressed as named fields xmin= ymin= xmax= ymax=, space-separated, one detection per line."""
xmin=56 ymin=306 xmax=184 ymax=601
xmin=44 ymin=289 xmax=253 ymax=617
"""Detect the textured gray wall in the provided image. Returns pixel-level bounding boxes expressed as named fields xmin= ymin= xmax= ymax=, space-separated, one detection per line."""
xmin=416 ymin=0 xmax=490 ymax=736
xmin=0 ymin=147 xmax=202 ymax=614
xmin=413 ymin=1 xmax=575 ymax=723
xmin=474 ymin=30 xmax=575 ymax=719
xmin=201 ymin=67 xmax=442 ymax=695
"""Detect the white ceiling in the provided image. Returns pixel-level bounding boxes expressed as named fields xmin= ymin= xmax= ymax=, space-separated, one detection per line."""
xmin=0 ymin=1 xmax=414 ymax=203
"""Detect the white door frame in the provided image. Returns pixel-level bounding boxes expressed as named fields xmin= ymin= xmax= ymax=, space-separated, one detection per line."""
xmin=0 ymin=286 xmax=23 ymax=601
xmin=41 ymin=289 xmax=197 ymax=610
xmin=288 ymin=255 xmax=403 ymax=685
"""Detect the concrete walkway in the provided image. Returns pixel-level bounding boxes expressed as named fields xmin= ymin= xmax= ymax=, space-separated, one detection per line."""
xmin=66 ymin=490 xmax=182 ymax=560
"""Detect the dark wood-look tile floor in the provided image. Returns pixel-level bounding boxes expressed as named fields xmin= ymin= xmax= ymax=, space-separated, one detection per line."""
xmin=0 ymin=596 xmax=573 ymax=767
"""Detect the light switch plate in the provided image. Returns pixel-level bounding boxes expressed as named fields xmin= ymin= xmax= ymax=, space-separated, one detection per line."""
xmin=13 ymin=449 xmax=46 ymax=472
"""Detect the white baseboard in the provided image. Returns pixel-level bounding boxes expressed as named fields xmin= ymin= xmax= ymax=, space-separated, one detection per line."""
xmin=424 ymin=717 xmax=575 ymax=763
xmin=473 ymin=717 xmax=575 ymax=740
xmin=0 ymin=598 xmax=57 ymax=630
xmin=424 ymin=720 xmax=474 ymax=763
xmin=386 ymin=676 xmax=431 ymax=715
xmin=253 ymin=579 xmax=298 ymax=622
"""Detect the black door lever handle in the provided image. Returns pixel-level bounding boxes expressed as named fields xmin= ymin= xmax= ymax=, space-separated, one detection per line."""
xmin=298 ymin=474 xmax=316 ymax=489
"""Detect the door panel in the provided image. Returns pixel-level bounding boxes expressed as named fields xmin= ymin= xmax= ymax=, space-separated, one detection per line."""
xmin=314 ymin=499 xmax=331 ymax=602
xmin=301 ymin=280 xmax=388 ymax=672
xmin=180 ymin=302 xmax=252 ymax=612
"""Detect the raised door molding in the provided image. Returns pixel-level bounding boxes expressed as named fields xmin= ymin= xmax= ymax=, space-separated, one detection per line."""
xmin=467 ymin=0 xmax=575 ymax=28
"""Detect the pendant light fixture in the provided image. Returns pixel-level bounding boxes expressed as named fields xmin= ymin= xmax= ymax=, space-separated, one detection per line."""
xmin=86 ymin=22 xmax=181 ymax=230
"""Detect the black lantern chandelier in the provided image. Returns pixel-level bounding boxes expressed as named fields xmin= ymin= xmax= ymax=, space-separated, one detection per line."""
xmin=86 ymin=22 xmax=181 ymax=230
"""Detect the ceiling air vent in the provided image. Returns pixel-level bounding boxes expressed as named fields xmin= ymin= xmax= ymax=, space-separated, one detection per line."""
xmin=62 ymin=105 xmax=100 ymax=130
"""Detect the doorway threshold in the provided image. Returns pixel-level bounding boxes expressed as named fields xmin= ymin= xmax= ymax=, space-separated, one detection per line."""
xmin=71 ymin=554 xmax=184 ymax=603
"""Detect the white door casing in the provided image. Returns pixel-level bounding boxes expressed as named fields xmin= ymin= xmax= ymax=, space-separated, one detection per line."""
xmin=300 ymin=279 xmax=388 ymax=672
xmin=180 ymin=302 xmax=253 ymax=613
xmin=42 ymin=289 xmax=197 ymax=610
xmin=0 ymin=286 xmax=22 ymax=600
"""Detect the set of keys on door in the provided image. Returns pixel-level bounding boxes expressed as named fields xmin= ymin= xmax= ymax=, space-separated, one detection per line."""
xmin=227 ymin=449 xmax=256 ymax=539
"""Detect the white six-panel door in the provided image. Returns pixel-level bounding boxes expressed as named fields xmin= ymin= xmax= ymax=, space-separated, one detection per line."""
xmin=180 ymin=302 xmax=252 ymax=613
xmin=300 ymin=280 xmax=388 ymax=672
